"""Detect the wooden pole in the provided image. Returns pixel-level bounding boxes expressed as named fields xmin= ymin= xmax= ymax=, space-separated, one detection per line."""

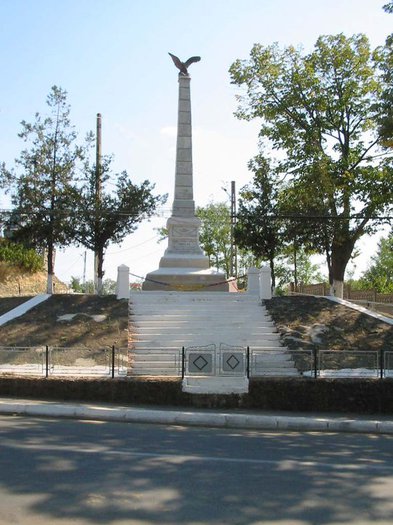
xmin=94 ymin=113 xmax=102 ymax=294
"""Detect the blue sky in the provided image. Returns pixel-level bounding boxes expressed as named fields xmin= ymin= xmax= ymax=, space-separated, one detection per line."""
xmin=0 ymin=0 xmax=392 ymax=284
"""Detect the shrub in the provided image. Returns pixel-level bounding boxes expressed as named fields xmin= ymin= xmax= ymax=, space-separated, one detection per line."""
xmin=0 ymin=239 xmax=44 ymax=273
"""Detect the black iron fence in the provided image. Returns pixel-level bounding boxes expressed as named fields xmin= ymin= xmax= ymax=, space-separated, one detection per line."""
xmin=181 ymin=346 xmax=393 ymax=379
xmin=0 ymin=346 xmax=128 ymax=378
xmin=0 ymin=345 xmax=392 ymax=379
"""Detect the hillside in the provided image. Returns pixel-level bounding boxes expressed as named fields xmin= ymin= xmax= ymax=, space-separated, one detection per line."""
xmin=0 ymin=294 xmax=129 ymax=348
xmin=1 ymin=293 xmax=393 ymax=354
xmin=265 ymin=295 xmax=393 ymax=352
xmin=0 ymin=262 xmax=69 ymax=297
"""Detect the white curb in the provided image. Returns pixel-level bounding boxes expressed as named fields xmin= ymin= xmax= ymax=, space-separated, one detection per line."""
xmin=0 ymin=399 xmax=392 ymax=434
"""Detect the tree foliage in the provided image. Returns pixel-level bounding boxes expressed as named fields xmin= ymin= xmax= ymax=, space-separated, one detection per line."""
xmin=230 ymin=33 xmax=393 ymax=297
xmin=235 ymin=156 xmax=285 ymax=288
xmin=5 ymin=86 xmax=87 ymax=293
xmin=357 ymin=233 xmax=393 ymax=292
xmin=74 ymin=156 xmax=167 ymax=293
xmin=69 ymin=276 xmax=117 ymax=295
xmin=383 ymin=1 xmax=393 ymax=14
xmin=196 ymin=202 xmax=232 ymax=276
xmin=377 ymin=20 xmax=393 ymax=147
xmin=0 ymin=239 xmax=44 ymax=273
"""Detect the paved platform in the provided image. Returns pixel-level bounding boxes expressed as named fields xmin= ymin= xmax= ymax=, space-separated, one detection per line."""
xmin=0 ymin=397 xmax=392 ymax=434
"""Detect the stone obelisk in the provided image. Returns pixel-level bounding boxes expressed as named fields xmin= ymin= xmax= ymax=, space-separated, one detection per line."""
xmin=142 ymin=53 xmax=228 ymax=291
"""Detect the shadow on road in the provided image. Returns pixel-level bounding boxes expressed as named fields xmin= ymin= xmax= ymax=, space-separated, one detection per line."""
xmin=0 ymin=415 xmax=392 ymax=524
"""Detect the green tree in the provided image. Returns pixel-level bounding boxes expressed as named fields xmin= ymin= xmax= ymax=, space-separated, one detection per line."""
xmin=358 ymin=233 xmax=393 ymax=292
xmin=74 ymin=156 xmax=167 ymax=294
xmin=235 ymin=156 xmax=286 ymax=289
xmin=383 ymin=2 xmax=393 ymax=13
xmin=230 ymin=34 xmax=393 ymax=297
xmin=196 ymin=202 xmax=232 ymax=277
xmin=70 ymin=276 xmax=117 ymax=295
xmin=0 ymin=239 xmax=44 ymax=273
xmin=5 ymin=86 xmax=87 ymax=293
xmin=377 ymin=7 xmax=393 ymax=147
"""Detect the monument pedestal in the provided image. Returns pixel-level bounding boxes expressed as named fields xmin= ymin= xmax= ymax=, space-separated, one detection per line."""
xmin=142 ymin=267 xmax=229 ymax=291
xmin=143 ymin=216 xmax=228 ymax=291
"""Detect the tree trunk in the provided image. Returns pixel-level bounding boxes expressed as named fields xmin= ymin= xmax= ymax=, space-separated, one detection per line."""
xmin=269 ymin=256 xmax=276 ymax=293
xmin=330 ymin=279 xmax=344 ymax=298
xmin=329 ymin=239 xmax=355 ymax=298
xmin=95 ymin=246 xmax=104 ymax=295
xmin=46 ymin=244 xmax=55 ymax=294
xmin=293 ymin=243 xmax=298 ymax=289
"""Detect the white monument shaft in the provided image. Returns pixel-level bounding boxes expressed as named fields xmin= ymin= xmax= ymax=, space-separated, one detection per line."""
xmin=142 ymin=56 xmax=228 ymax=291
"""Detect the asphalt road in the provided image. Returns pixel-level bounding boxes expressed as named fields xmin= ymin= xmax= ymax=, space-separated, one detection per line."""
xmin=0 ymin=414 xmax=392 ymax=525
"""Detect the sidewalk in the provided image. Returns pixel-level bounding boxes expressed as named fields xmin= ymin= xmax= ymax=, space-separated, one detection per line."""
xmin=0 ymin=397 xmax=392 ymax=434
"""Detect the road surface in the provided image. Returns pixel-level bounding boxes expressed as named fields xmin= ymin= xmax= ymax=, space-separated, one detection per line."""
xmin=0 ymin=414 xmax=392 ymax=524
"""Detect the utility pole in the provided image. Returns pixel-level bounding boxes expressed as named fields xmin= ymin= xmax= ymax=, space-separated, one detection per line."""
xmin=82 ymin=251 xmax=87 ymax=291
xmin=94 ymin=113 xmax=102 ymax=294
xmin=230 ymin=180 xmax=238 ymax=278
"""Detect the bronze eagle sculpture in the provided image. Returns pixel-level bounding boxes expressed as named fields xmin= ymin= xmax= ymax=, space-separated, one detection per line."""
xmin=168 ymin=52 xmax=201 ymax=75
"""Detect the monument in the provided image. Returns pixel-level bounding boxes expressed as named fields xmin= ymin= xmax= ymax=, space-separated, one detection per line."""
xmin=142 ymin=53 xmax=229 ymax=291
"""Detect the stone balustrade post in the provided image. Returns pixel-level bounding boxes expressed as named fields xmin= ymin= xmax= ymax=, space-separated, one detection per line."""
xmin=116 ymin=264 xmax=130 ymax=299
xmin=247 ymin=267 xmax=260 ymax=295
xmin=259 ymin=266 xmax=272 ymax=300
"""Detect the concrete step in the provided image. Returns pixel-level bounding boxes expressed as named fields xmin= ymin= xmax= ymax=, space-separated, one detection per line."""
xmin=131 ymin=310 xmax=272 ymax=316
xmin=131 ymin=292 xmax=257 ymax=300
xmin=132 ymin=322 xmax=275 ymax=329
xmin=130 ymin=308 xmax=270 ymax=315
xmin=132 ymin=329 xmax=278 ymax=336
xmin=182 ymin=376 xmax=249 ymax=394
xmin=128 ymin=291 xmax=291 ymax=377
xmin=132 ymin=335 xmax=282 ymax=344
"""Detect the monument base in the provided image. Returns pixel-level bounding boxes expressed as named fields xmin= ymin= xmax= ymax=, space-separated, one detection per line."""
xmin=142 ymin=267 xmax=229 ymax=292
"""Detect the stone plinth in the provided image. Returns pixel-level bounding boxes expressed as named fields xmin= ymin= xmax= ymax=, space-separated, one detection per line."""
xmin=142 ymin=69 xmax=228 ymax=292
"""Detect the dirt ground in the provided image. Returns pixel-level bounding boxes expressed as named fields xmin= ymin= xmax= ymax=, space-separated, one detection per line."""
xmin=0 ymin=294 xmax=129 ymax=349
xmin=0 ymin=265 xmax=69 ymax=297
xmin=265 ymin=295 xmax=393 ymax=352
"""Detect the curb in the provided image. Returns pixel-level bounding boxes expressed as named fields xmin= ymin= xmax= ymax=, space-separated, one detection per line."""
xmin=0 ymin=399 xmax=393 ymax=434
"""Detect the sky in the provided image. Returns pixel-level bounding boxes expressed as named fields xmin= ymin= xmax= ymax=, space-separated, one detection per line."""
xmin=0 ymin=0 xmax=392 ymax=285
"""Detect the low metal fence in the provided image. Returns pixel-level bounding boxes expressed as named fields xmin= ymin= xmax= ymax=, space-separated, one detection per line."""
xmin=0 ymin=346 xmax=128 ymax=378
xmin=131 ymin=348 xmax=182 ymax=376
xmin=182 ymin=347 xmax=393 ymax=379
xmin=0 ymin=345 xmax=392 ymax=379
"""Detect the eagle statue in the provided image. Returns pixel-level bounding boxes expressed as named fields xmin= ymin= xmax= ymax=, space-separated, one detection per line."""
xmin=168 ymin=52 xmax=201 ymax=75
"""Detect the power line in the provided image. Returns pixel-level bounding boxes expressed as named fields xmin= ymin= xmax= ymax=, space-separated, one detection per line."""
xmin=0 ymin=207 xmax=172 ymax=219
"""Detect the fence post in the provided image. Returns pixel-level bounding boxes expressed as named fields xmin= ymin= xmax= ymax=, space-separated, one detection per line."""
xmin=111 ymin=345 xmax=115 ymax=379
xmin=246 ymin=346 xmax=250 ymax=379
xmin=181 ymin=346 xmax=185 ymax=379
xmin=380 ymin=347 xmax=384 ymax=379
xmin=45 ymin=345 xmax=49 ymax=378
xmin=313 ymin=347 xmax=318 ymax=379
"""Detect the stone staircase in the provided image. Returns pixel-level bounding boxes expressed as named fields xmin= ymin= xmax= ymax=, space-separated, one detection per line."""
xmin=129 ymin=291 xmax=299 ymax=392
